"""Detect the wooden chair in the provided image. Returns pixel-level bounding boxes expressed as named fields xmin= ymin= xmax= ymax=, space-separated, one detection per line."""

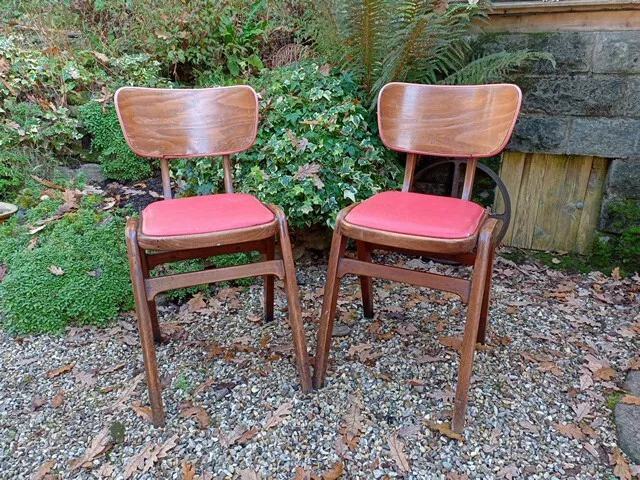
xmin=115 ymin=86 xmax=312 ymax=426
xmin=313 ymin=82 xmax=522 ymax=432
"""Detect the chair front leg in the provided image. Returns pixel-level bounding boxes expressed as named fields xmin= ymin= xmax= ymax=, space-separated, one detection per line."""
xmin=138 ymin=244 xmax=163 ymax=343
xmin=272 ymin=208 xmax=312 ymax=393
xmin=356 ymin=240 xmax=374 ymax=319
xmin=451 ymin=219 xmax=498 ymax=433
xmin=264 ymin=237 xmax=275 ymax=323
xmin=313 ymin=226 xmax=348 ymax=389
xmin=126 ymin=218 xmax=165 ymax=427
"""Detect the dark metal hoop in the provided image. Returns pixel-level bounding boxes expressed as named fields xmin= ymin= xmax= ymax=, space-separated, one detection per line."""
xmin=413 ymin=158 xmax=511 ymax=244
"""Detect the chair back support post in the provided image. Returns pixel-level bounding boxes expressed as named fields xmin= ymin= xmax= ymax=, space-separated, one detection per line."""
xmin=222 ymin=154 xmax=234 ymax=193
xmin=460 ymin=157 xmax=478 ymax=201
xmin=402 ymin=153 xmax=419 ymax=192
xmin=159 ymin=158 xmax=172 ymax=199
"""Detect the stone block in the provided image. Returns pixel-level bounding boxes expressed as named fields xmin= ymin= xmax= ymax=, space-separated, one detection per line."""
xmin=521 ymin=75 xmax=628 ymax=117
xmin=566 ymin=118 xmax=640 ymax=158
xmin=615 ymin=371 xmax=640 ymax=463
xmin=593 ymin=31 xmax=640 ymax=74
xmin=481 ymin=31 xmax=596 ymax=74
xmin=507 ymin=115 xmax=569 ymax=154
xmin=607 ymin=159 xmax=640 ymax=199
xmin=627 ymin=77 xmax=640 ymax=119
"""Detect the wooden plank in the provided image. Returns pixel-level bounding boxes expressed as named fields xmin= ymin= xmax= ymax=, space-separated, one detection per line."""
xmin=491 ymin=0 xmax=640 ymax=15
xmin=510 ymin=153 xmax=547 ymax=249
xmin=575 ymin=157 xmax=608 ymax=254
xmin=485 ymin=10 xmax=640 ymax=32
xmin=495 ymin=151 xmax=526 ymax=246
xmin=531 ymin=154 xmax=569 ymax=251
xmin=553 ymin=155 xmax=593 ymax=252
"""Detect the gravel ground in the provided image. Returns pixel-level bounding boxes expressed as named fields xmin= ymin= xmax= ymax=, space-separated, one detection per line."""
xmin=0 ymin=250 xmax=638 ymax=480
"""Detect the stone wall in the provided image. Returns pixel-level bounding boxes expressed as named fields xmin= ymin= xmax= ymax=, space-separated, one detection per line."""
xmin=482 ymin=30 xmax=640 ymax=233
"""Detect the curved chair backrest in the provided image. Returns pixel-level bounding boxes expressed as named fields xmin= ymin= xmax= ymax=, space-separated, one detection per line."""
xmin=377 ymin=83 xmax=522 ymax=158
xmin=114 ymin=86 xmax=259 ymax=159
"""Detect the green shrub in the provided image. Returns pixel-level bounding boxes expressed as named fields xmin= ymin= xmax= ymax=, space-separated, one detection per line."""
xmin=0 ymin=196 xmax=134 ymax=333
xmin=173 ymin=62 xmax=399 ymax=228
xmin=79 ymin=101 xmax=154 ymax=181
xmin=125 ymin=0 xmax=268 ymax=81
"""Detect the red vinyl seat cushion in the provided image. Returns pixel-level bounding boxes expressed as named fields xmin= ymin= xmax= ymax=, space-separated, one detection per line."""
xmin=345 ymin=191 xmax=486 ymax=239
xmin=141 ymin=193 xmax=274 ymax=236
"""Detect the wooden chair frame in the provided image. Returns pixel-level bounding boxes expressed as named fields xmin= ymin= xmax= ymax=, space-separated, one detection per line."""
xmin=313 ymin=83 xmax=522 ymax=433
xmin=116 ymin=86 xmax=312 ymax=426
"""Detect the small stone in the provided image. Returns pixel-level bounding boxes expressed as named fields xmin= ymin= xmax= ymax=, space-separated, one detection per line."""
xmin=331 ymin=325 xmax=351 ymax=337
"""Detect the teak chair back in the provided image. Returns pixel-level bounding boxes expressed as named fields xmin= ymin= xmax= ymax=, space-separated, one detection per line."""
xmin=314 ymin=82 xmax=522 ymax=433
xmin=116 ymin=86 xmax=311 ymax=426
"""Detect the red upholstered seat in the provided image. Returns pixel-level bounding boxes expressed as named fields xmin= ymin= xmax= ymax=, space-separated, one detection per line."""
xmin=345 ymin=191 xmax=486 ymax=239
xmin=141 ymin=193 xmax=274 ymax=237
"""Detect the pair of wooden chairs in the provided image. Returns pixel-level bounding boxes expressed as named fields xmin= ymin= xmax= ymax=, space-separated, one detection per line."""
xmin=115 ymin=82 xmax=521 ymax=433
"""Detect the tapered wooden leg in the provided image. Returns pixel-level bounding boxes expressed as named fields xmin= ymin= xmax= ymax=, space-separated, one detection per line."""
xmin=356 ymin=240 xmax=374 ymax=319
xmin=273 ymin=211 xmax=312 ymax=393
xmin=476 ymin=248 xmax=495 ymax=345
xmin=126 ymin=218 xmax=165 ymax=427
xmin=138 ymin=244 xmax=163 ymax=343
xmin=264 ymin=238 xmax=275 ymax=323
xmin=313 ymin=225 xmax=348 ymax=389
xmin=451 ymin=220 xmax=497 ymax=433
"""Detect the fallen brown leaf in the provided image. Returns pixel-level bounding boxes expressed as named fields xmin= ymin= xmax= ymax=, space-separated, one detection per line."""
xmin=240 ymin=469 xmax=261 ymax=480
xmin=425 ymin=420 xmax=464 ymax=442
xmin=69 ymin=427 xmax=113 ymax=470
xmin=187 ymin=292 xmax=207 ymax=312
xmin=180 ymin=406 xmax=210 ymax=428
xmin=554 ymin=422 xmax=585 ymax=440
xmin=131 ymin=401 xmax=154 ymax=424
xmin=46 ymin=363 xmax=75 ymax=378
xmin=51 ymin=391 xmax=65 ymax=408
xmin=106 ymin=373 xmax=144 ymax=412
xmin=388 ymin=432 xmax=410 ymax=473
xmin=181 ymin=460 xmax=196 ymax=480
xmin=620 ymin=394 xmax=640 ymax=406
xmin=32 ymin=459 xmax=55 ymax=480
xmin=612 ymin=446 xmax=632 ymax=480
xmin=321 ymin=461 xmax=344 ymax=480
xmin=264 ymin=401 xmax=293 ymax=430
xmin=123 ymin=434 xmax=178 ymax=480
xmin=48 ymin=265 xmax=64 ymax=276
xmin=294 ymin=466 xmax=311 ymax=480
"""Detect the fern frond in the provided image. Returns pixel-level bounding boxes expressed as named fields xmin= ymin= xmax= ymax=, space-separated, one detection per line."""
xmin=440 ymin=50 xmax=556 ymax=85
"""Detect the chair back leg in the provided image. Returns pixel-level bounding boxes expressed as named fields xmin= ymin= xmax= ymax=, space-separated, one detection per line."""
xmin=476 ymin=248 xmax=496 ymax=345
xmin=313 ymin=229 xmax=348 ymax=389
xmin=356 ymin=240 xmax=374 ymax=319
xmin=264 ymin=238 xmax=275 ymax=323
xmin=451 ymin=223 xmax=496 ymax=433
xmin=126 ymin=218 xmax=165 ymax=426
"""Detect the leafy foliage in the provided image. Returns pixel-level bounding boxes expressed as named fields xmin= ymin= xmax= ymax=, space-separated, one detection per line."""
xmin=172 ymin=62 xmax=399 ymax=227
xmin=0 ymin=195 xmax=134 ymax=333
xmin=79 ymin=101 xmax=154 ymax=181
xmin=305 ymin=0 xmax=554 ymax=104
xmin=441 ymin=50 xmax=556 ymax=85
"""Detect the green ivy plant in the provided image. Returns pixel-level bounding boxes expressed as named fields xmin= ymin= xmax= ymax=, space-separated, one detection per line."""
xmin=172 ymin=62 xmax=399 ymax=228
